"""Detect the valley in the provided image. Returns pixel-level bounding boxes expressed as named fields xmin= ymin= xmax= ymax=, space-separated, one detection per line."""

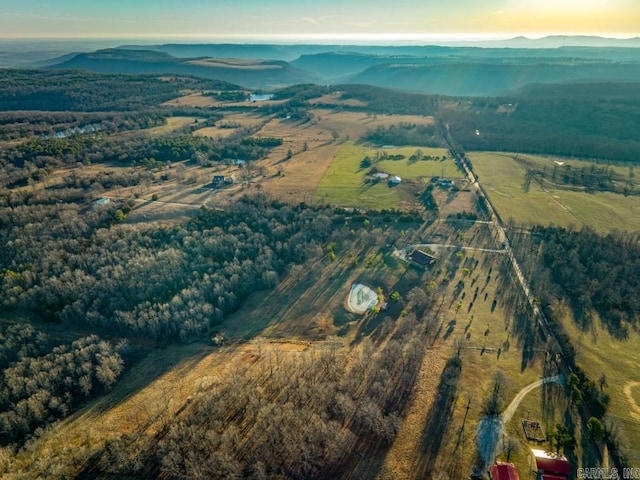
xmin=0 ymin=46 xmax=639 ymax=478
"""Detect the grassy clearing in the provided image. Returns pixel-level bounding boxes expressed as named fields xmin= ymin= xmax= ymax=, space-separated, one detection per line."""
xmin=315 ymin=142 xmax=397 ymax=209
xmin=194 ymin=111 xmax=267 ymax=139
xmin=145 ymin=116 xmax=199 ymax=136
xmin=162 ymin=93 xmax=219 ymax=108
xmin=469 ymin=152 xmax=640 ymax=232
xmin=257 ymin=111 xmax=439 ymax=204
xmin=309 ymin=92 xmax=369 ymax=108
xmin=314 ymin=142 xmax=454 ymax=209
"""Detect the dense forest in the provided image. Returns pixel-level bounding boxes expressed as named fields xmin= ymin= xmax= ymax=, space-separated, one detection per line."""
xmin=363 ymin=122 xmax=443 ymax=147
xmin=442 ymin=83 xmax=640 ymax=163
xmin=0 ymin=195 xmax=342 ymax=339
xmin=511 ymin=226 xmax=640 ymax=338
xmin=0 ymin=186 xmax=374 ymax=448
xmin=0 ymin=325 xmax=126 ymax=445
xmin=0 ymin=70 xmax=239 ymax=111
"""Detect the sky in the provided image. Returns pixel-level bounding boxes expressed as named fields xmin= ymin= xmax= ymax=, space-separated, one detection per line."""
xmin=0 ymin=0 xmax=639 ymax=40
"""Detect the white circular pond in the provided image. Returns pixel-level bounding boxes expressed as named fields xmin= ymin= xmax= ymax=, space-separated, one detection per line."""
xmin=347 ymin=283 xmax=378 ymax=314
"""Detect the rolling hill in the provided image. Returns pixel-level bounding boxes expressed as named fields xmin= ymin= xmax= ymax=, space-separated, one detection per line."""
xmin=48 ymin=43 xmax=640 ymax=96
xmin=349 ymin=61 xmax=640 ymax=96
xmin=51 ymin=48 xmax=319 ymax=89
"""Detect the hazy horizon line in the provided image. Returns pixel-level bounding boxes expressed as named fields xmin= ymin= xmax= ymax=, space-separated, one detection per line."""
xmin=1 ymin=32 xmax=639 ymax=44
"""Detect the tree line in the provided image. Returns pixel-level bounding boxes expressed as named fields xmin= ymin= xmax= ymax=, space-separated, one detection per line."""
xmin=363 ymin=122 xmax=443 ymax=147
xmin=0 ymin=111 xmax=167 ymax=141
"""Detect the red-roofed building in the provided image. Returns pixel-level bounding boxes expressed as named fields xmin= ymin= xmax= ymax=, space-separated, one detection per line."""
xmin=531 ymin=449 xmax=571 ymax=480
xmin=490 ymin=462 xmax=520 ymax=480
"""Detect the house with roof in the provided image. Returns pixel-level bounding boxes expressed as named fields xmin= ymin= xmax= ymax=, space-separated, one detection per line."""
xmin=212 ymin=175 xmax=235 ymax=188
xmin=409 ymin=249 xmax=436 ymax=269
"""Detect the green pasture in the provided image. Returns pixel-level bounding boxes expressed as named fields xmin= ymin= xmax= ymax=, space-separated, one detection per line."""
xmin=468 ymin=152 xmax=640 ymax=232
xmin=314 ymin=142 xmax=455 ymax=208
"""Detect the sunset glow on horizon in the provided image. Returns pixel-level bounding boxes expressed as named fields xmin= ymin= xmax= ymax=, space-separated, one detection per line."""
xmin=0 ymin=0 xmax=638 ymax=40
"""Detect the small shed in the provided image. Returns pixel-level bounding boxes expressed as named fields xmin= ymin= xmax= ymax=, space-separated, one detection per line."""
xmin=373 ymin=172 xmax=390 ymax=180
xmin=389 ymin=175 xmax=402 ymax=185
xmin=212 ymin=175 xmax=226 ymax=187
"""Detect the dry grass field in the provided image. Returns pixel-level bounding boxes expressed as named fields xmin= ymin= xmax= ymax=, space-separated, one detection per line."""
xmin=309 ymin=92 xmax=369 ymax=108
xmin=194 ymin=111 xmax=268 ymax=139
xmin=162 ymin=93 xmax=220 ymax=108
xmin=162 ymin=92 xmax=285 ymax=109
xmin=432 ymin=188 xmax=478 ymax=217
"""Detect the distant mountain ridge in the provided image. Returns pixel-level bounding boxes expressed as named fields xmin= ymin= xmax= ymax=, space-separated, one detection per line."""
xmin=51 ymin=48 xmax=319 ymax=89
xmin=45 ymin=37 xmax=640 ymax=96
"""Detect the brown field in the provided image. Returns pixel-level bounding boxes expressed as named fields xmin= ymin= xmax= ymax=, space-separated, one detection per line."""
xmin=163 ymin=92 xmax=286 ymax=109
xmin=246 ymin=115 xmax=338 ymax=202
xmin=432 ymin=186 xmax=477 ymax=217
xmin=194 ymin=111 xmax=268 ymax=139
xmin=162 ymin=93 xmax=220 ymax=108
xmin=309 ymin=92 xmax=369 ymax=108
xmin=312 ymin=109 xmax=435 ymax=139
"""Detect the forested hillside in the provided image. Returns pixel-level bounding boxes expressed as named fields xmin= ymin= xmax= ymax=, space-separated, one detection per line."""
xmin=442 ymin=83 xmax=640 ymax=162
xmin=0 ymin=70 xmax=236 ymax=111
xmin=512 ymin=226 xmax=640 ymax=339
xmin=1 ymin=195 xmax=340 ymax=339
